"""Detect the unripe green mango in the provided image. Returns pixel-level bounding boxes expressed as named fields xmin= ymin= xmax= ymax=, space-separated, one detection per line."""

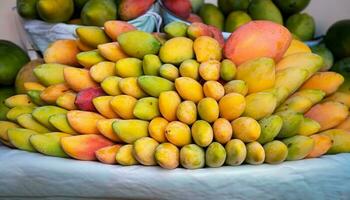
xmin=32 ymin=106 xmax=68 ymax=130
xmin=282 ymin=135 xmax=314 ymax=161
xmin=17 ymin=114 xmax=50 ymax=133
xmin=81 ymin=0 xmax=117 ymax=26
xmin=30 ymin=132 xmax=71 ymax=157
xmin=27 ymin=90 xmax=47 ymax=106
xmin=206 ymin=142 xmax=226 ymax=168
xmin=7 ymin=106 xmax=36 ymax=122
xmin=199 ymin=4 xmax=225 ymax=30
xmin=248 ymin=0 xmax=283 ymax=25
xmin=276 ymin=110 xmax=304 ymax=139
xmin=286 ymin=13 xmax=315 ymax=41
xmin=7 ymin=128 xmax=38 ymax=152
xmin=164 ymin=22 xmax=188 ymax=38
xmin=225 ymin=11 xmax=252 ymax=32
xmin=257 ymin=115 xmax=283 ymax=144
xmin=180 ymin=144 xmax=205 ymax=169
xmin=220 ymin=59 xmax=236 ymax=81
xmin=48 ymin=114 xmax=77 ymax=135
xmin=33 ymin=64 xmax=66 ymax=86
xmin=133 ymin=97 xmax=160 ymax=120
xmin=298 ymin=117 xmax=320 ymax=136
xmin=143 ymin=55 xmax=162 ymax=76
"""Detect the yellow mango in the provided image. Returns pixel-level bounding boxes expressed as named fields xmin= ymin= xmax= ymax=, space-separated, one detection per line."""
xmin=67 ymin=110 xmax=105 ymax=134
xmin=306 ymin=134 xmax=333 ymax=158
xmin=165 ymin=121 xmax=192 ymax=147
xmin=76 ymin=39 xmax=94 ymax=51
xmin=263 ymin=140 xmax=288 ymax=164
xmin=232 ymin=117 xmax=261 ymax=142
xmin=159 ymin=91 xmax=181 ymax=121
xmin=112 ymin=119 xmax=149 ymax=143
xmin=176 ymin=100 xmax=197 ymax=125
xmin=197 ymin=97 xmax=219 ymax=123
xmin=159 ymin=64 xmax=179 ymax=81
xmin=179 ymin=59 xmax=200 ymax=80
xmin=159 ymin=37 xmax=194 ymax=64
xmin=225 ymin=139 xmax=246 ymax=166
xmin=48 ymin=113 xmax=77 ymax=135
xmin=213 ymin=118 xmax=232 ymax=144
xmin=63 ymin=67 xmax=98 ymax=92
xmin=133 ymin=137 xmax=159 ymax=166
xmin=32 ymin=106 xmax=67 ymax=130
xmin=243 ymin=92 xmax=277 ymax=120
xmin=101 ymin=76 xmax=122 ymax=96
xmin=89 ymin=61 xmax=116 ymax=83
xmin=23 ymin=82 xmax=46 ymax=92
xmin=110 ymin=95 xmax=137 ymax=119
xmin=180 ymin=144 xmax=205 ymax=169
xmin=175 ymin=77 xmax=203 ymax=103
xmin=224 ymin=80 xmax=248 ymax=96
xmin=97 ymin=42 xmax=128 ymax=62
xmin=115 ymin=58 xmax=143 ymax=78
xmin=142 ymin=54 xmax=162 ymax=76
xmin=7 ymin=128 xmax=38 ymax=152
xmin=137 ymin=75 xmax=175 ymax=97
xmin=7 ymin=106 xmax=36 ymax=122
xmin=76 ymin=26 xmax=111 ymax=48
xmin=96 ymin=119 xmax=122 ymax=142
xmin=56 ymin=91 xmax=77 ymax=110
xmin=219 ymin=93 xmax=246 ymax=121
xmin=119 ymin=77 xmax=147 ymax=99
xmin=133 ymin=97 xmax=160 ymax=120
xmin=0 ymin=121 xmax=20 ymax=141
xmin=300 ymin=72 xmax=344 ymax=96
xmin=245 ymin=141 xmax=265 ymax=165
xmin=40 ymin=83 xmax=70 ymax=104
xmin=155 ymin=143 xmax=179 ymax=169
xmin=93 ymin=96 xmax=119 ymax=119
xmin=76 ymin=50 xmax=106 ymax=69
xmin=193 ymin=36 xmax=222 ymax=62
xmin=5 ymin=94 xmax=35 ymax=108
xmin=115 ymin=144 xmax=139 ymax=166
xmin=148 ymin=117 xmax=168 ymax=143
xmin=191 ymin=120 xmax=213 ymax=147
xmin=17 ymin=114 xmax=50 ymax=133
xmin=199 ymin=60 xmax=221 ymax=81
xmin=206 ymin=142 xmax=227 ymax=168
xmin=203 ymin=81 xmax=225 ymax=101
xmin=298 ymin=117 xmax=321 ymax=136
xmin=283 ymin=39 xmax=311 ymax=57
xmin=220 ymin=59 xmax=236 ymax=81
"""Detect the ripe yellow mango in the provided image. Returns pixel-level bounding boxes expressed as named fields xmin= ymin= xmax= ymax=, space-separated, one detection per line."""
xmin=165 ymin=121 xmax=192 ymax=147
xmin=5 ymin=94 xmax=35 ymax=108
xmin=48 ymin=113 xmax=77 ymax=135
xmin=118 ymin=77 xmax=147 ymax=99
xmin=179 ymin=59 xmax=199 ymax=80
xmin=320 ymin=129 xmax=350 ymax=154
xmin=175 ymin=77 xmax=203 ymax=103
xmin=137 ymin=75 xmax=175 ymax=97
xmin=56 ymin=91 xmax=77 ymax=110
xmin=193 ymin=36 xmax=222 ymax=62
xmin=205 ymin=142 xmax=226 ymax=168
xmin=263 ymin=140 xmax=288 ymax=164
xmin=155 ymin=143 xmax=179 ymax=169
xmin=197 ymin=97 xmax=219 ymax=123
xmin=180 ymin=144 xmax=205 ymax=169
xmin=159 ymin=64 xmax=179 ymax=81
xmin=23 ymin=82 xmax=46 ymax=92
xmin=225 ymin=139 xmax=246 ymax=166
xmin=7 ymin=106 xmax=36 ymax=122
xmin=224 ymin=80 xmax=248 ymax=96
xmin=7 ymin=128 xmax=38 ymax=152
xmin=133 ymin=97 xmax=160 ymax=120
xmin=306 ymin=134 xmax=332 ymax=158
xmin=148 ymin=117 xmax=168 ymax=143
xmin=76 ymin=26 xmax=111 ymax=48
xmin=236 ymin=57 xmax=275 ymax=94
xmin=115 ymin=144 xmax=139 ymax=166
xmin=213 ymin=118 xmax=232 ymax=144
xmin=159 ymin=37 xmax=194 ymax=64
xmin=176 ymin=101 xmax=197 ymax=125
xmin=27 ymin=90 xmax=47 ymax=106
xmin=112 ymin=119 xmax=149 ymax=143
xmin=76 ymin=50 xmax=106 ymax=69
xmin=115 ymin=58 xmax=143 ymax=78
xmin=32 ymin=106 xmax=67 ymax=130
xmin=92 ymin=96 xmax=118 ymax=119
xmin=76 ymin=39 xmax=94 ymax=51
xmin=283 ymin=39 xmax=311 ymax=57
xmin=300 ymin=72 xmax=344 ymax=96
xmin=232 ymin=117 xmax=261 ymax=142
xmin=110 ymin=95 xmax=137 ymax=119
xmin=67 ymin=110 xmax=105 ymax=135
xmin=40 ymin=83 xmax=70 ymax=104
xmin=243 ymin=92 xmax=277 ymax=120
xmin=0 ymin=121 xmax=19 ymax=142
xmin=298 ymin=117 xmax=321 ymax=136
xmin=142 ymin=54 xmax=162 ymax=76
xmin=89 ymin=61 xmax=116 ymax=83
xmin=220 ymin=59 xmax=236 ymax=81
xmin=101 ymin=76 xmax=122 ymax=96
xmin=245 ymin=141 xmax=265 ymax=165
xmin=33 ymin=64 xmax=65 ymax=86
xmin=191 ymin=120 xmax=213 ymax=147
xmin=133 ymin=137 xmax=159 ymax=166
xmin=199 ymin=60 xmax=221 ymax=81
xmin=219 ymin=93 xmax=246 ymax=121
xmin=159 ymin=91 xmax=181 ymax=121
xmin=97 ymin=42 xmax=128 ymax=62
xmin=96 ymin=145 xmax=121 ymax=165
xmin=203 ymin=81 xmax=225 ymax=101
xmin=63 ymin=67 xmax=98 ymax=92
xmin=17 ymin=114 xmax=50 ymax=133
xmin=97 ymin=119 xmax=122 ymax=143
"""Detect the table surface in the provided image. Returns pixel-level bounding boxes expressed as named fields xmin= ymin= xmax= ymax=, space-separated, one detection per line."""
xmin=1 ymin=144 xmax=350 ymax=200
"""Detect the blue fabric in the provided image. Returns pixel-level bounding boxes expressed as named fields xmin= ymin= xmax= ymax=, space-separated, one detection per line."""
xmin=0 ymin=144 xmax=349 ymax=200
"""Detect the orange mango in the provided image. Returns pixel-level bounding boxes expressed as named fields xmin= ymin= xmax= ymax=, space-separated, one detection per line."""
xmin=63 ymin=67 xmax=98 ymax=92
xmin=300 ymin=72 xmax=344 ymax=96
xmin=40 ymin=83 xmax=70 ymax=104
xmin=44 ymin=39 xmax=80 ymax=66
xmin=97 ymin=119 xmax=122 ymax=143
xmin=306 ymin=134 xmax=333 ymax=158
xmin=96 ymin=144 xmax=122 ymax=164
xmin=67 ymin=110 xmax=105 ymax=135
xmin=104 ymin=21 xmax=136 ymax=40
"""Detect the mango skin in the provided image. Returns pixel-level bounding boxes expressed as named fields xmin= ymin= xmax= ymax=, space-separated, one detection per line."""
xmin=142 ymin=54 xmax=162 ymax=76
xmin=92 ymin=96 xmax=119 ymax=119
xmin=194 ymin=36 xmax=222 ymax=62
xmin=165 ymin=121 xmax=192 ymax=147
xmin=0 ymin=121 xmax=20 ymax=142
xmin=159 ymin=64 xmax=179 ymax=81
xmin=117 ymin=30 xmax=161 ymax=59
xmin=220 ymin=59 xmax=236 ymax=81
xmin=44 ymin=39 xmax=79 ymax=66
xmin=17 ymin=113 xmax=50 ymax=133
xmin=27 ymin=90 xmax=47 ymax=106
xmin=33 ymin=64 xmax=65 ymax=86
xmin=263 ymin=140 xmax=288 ymax=164
xmin=6 ymin=106 xmax=36 ymax=122
xmin=101 ymin=76 xmax=122 ymax=96
xmin=118 ymin=0 xmax=154 ymax=21
xmin=56 ymin=91 xmax=77 ymax=110
xmin=199 ymin=4 xmax=224 ymax=30
xmin=159 ymin=91 xmax=181 ymax=121
xmin=179 ymin=59 xmax=200 ymax=80
xmin=245 ymin=141 xmax=265 ymax=165
xmin=257 ymin=115 xmax=283 ymax=144
xmin=5 ymin=94 xmax=35 ymax=108
xmin=203 ymin=81 xmax=225 ymax=101
xmin=320 ymin=129 xmax=350 ymax=154
xmin=40 ymin=83 xmax=70 ymax=104
xmin=119 ymin=77 xmax=147 ymax=99
xmin=75 ymin=87 xmax=105 ymax=113
xmin=23 ymin=82 xmax=46 ymax=92
xmin=32 ymin=106 xmax=67 ymax=130
xmin=243 ymin=92 xmax=277 ymax=120
xmin=148 ymin=117 xmax=168 ymax=143
xmin=326 ymin=92 xmax=350 ymax=108
xmin=96 ymin=119 xmax=121 ymax=143
xmin=7 ymin=128 xmax=38 ymax=152
xmin=159 ymin=37 xmax=194 ymax=64
xmin=176 ymin=101 xmax=197 ymax=125
xmin=164 ymin=21 xmax=188 ymax=38
xmin=104 ymin=21 xmax=136 ymax=41
xmin=236 ymin=57 xmax=275 ymax=94
xmin=49 ymin=113 xmax=77 ymax=135
xmin=206 ymin=142 xmax=226 ymax=168
xmin=115 ymin=144 xmax=139 ymax=166
xmin=115 ymin=58 xmax=143 ymax=78
xmin=282 ymin=135 xmax=314 ymax=161
xmin=89 ymin=61 xmax=116 ymax=83
xmin=191 ymin=120 xmax=214 ymax=147
xmin=138 ymin=76 xmax=175 ymax=97
xmin=155 ymin=143 xmax=179 ymax=169
xmin=113 ymin=119 xmax=149 ymax=144
xmin=187 ymin=22 xmax=212 ymax=40
xmin=110 ymin=95 xmax=137 ymax=119
xmin=175 ymin=77 xmax=204 ymax=103
xmin=232 ymin=117 xmax=261 ymax=142
xmin=97 ymin=42 xmax=128 ymax=62
xmin=133 ymin=97 xmax=160 ymax=120
xmin=30 ymin=132 xmax=71 ymax=158
xmin=197 ymin=97 xmax=219 ymax=123
xmin=306 ymin=134 xmax=332 ymax=158
xmin=63 ymin=67 xmax=98 ymax=92
xmin=199 ymin=60 xmax=221 ymax=81
xmin=96 ymin=145 xmax=121 ymax=165
xmin=225 ymin=139 xmax=246 ymax=166
xmin=248 ymin=0 xmax=283 ymax=24
xmin=283 ymin=39 xmax=311 ymax=57
xmin=276 ymin=111 xmax=304 ymax=139
xmin=219 ymin=93 xmax=246 ymax=121
xmin=224 ymin=80 xmax=248 ymax=96
xmin=180 ymin=144 xmax=205 ymax=169
xmin=133 ymin=137 xmax=159 ymax=166
xmin=335 ymin=116 xmax=350 ymax=132
xmin=76 ymin=26 xmax=111 ymax=48
xmin=67 ymin=110 xmax=105 ymax=135
xmin=300 ymin=72 xmax=344 ymax=96
xmin=298 ymin=117 xmax=321 ymax=136
xmin=213 ymin=118 xmax=232 ymax=144
xmin=76 ymin=50 xmax=106 ymax=69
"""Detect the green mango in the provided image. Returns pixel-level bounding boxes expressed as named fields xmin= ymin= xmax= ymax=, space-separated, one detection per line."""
xmin=81 ymin=0 xmax=117 ymax=26
xmin=37 ymin=0 xmax=74 ymax=23
xmin=133 ymin=97 xmax=160 ymax=120
xmin=137 ymin=75 xmax=175 ymax=97
xmin=273 ymin=0 xmax=310 ymax=15
xmin=263 ymin=140 xmax=288 ymax=164
xmin=112 ymin=119 xmax=149 ymax=143
xmin=32 ymin=106 xmax=67 ymax=130
xmin=205 ymin=142 xmax=226 ymax=168
xmin=225 ymin=11 xmax=252 ymax=32
xmin=248 ymin=0 xmax=283 ymax=25
xmin=180 ymin=144 xmax=205 ymax=169
xmin=30 ymin=132 xmax=70 ymax=157
xmin=199 ymin=4 xmax=225 ymax=30
xmin=17 ymin=114 xmax=50 ymax=133
xmin=311 ymin=44 xmax=334 ymax=71
xmin=276 ymin=110 xmax=304 ymax=139
xmin=7 ymin=128 xmax=38 ymax=152
xmin=218 ymin=0 xmax=250 ymax=15
xmin=17 ymin=0 xmax=39 ymax=19
xmin=142 ymin=55 xmax=162 ymax=76
xmin=0 ymin=87 xmax=16 ymax=120
xmin=48 ymin=114 xmax=77 ymax=135
xmin=6 ymin=106 xmax=36 ymax=122
xmin=33 ymin=64 xmax=66 ymax=86
xmin=282 ymin=135 xmax=314 ymax=161
xmin=257 ymin=115 xmax=283 ymax=144
xmin=164 ymin=22 xmax=188 ymax=38
xmin=27 ymin=90 xmax=47 ymax=106
xmin=286 ymin=13 xmax=315 ymax=41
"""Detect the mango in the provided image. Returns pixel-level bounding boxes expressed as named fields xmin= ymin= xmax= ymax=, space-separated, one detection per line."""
xmin=320 ymin=129 xmax=350 ymax=154
xmin=56 ymin=91 xmax=77 ymax=110
xmin=175 ymin=77 xmax=203 ymax=103
xmin=191 ymin=120 xmax=214 ymax=147
xmin=306 ymin=134 xmax=332 ymax=158
xmin=93 ymin=96 xmax=118 ymax=119
xmin=101 ymin=76 xmax=122 ymax=96
xmin=7 ymin=128 xmax=38 ymax=152
xmin=305 ymin=101 xmax=348 ymax=131
xmin=194 ymin=36 xmax=222 ymax=62
xmin=335 ymin=116 xmax=350 ymax=132
xmin=224 ymin=80 xmax=248 ymax=96
xmin=165 ymin=121 xmax=192 ymax=147
xmin=5 ymin=94 xmax=35 ymax=108
xmin=33 ymin=64 xmax=66 ymax=87
xmin=197 ymin=98 xmax=219 ymax=123
xmin=232 ymin=117 xmax=261 ymax=142
xmin=199 ymin=4 xmax=224 ymax=30
xmin=248 ymin=0 xmax=283 ymax=24
xmin=152 ymin=32 xmax=168 ymax=45
xmin=220 ymin=59 xmax=236 ymax=81
xmin=75 ymin=87 xmax=105 ymax=112
xmin=118 ymin=0 xmax=154 ymax=20
xmin=24 ymin=82 xmax=46 ymax=92
xmin=17 ymin=0 xmax=39 ymax=19
xmin=176 ymin=101 xmax=197 ymax=125
xmin=117 ymin=30 xmax=161 ymax=59
xmin=179 ymin=59 xmax=200 ymax=80
xmin=224 ymin=21 xmax=291 ymax=65
xmin=36 ymin=0 xmax=74 ymax=23
xmin=199 ymin=60 xmax=221 ymax=81
xmin=283 ymin=39 xmax=311 ymax=57
xmin=276 ymin=110 xmax=304 ymax=138
xmin=76 ymin=39 xmax=94 ymax=51
xmin=0 ymin=121 xmax=19 ymax=142
xmin=76 ymin=26 xmax=111 ymax=49
xmin=15 ymin=59 xmax=43 ymax=94
xmin=203 ymin=81 xmax=225 ymax=101
xmin=7 ymin=106 xmax=36 ymax=122
xmin=133 ymin=137 xmax=159 ymax=166
xmin=112 ymin=119 xmax=149 ymax=143
xmin=138 ymin=75 xmax=175 ymax=97
xmin=80 ymin=0 xmax=117 ymax=26
xmin=118 ymin=77 xmax=147 ymax=99
xmin=225 ymin=11 xmax=252 ymax=32
xmin=67 ymin=110 xmax=105 ymax=135
xmin=257 ymin=115 xmax=283 ymax=144
xmin=300 ymin=72 xmax=344 ymax=96
xmin=96 ymin=145 xmax=121 ymax=164
xmin=187 ymin=13 xmax=203 ymax=23
xmin=97 ymin=42 xmax=128 ymax=62
xmin=104 ymin=21 xmax=136 ymax=41
xmin=263 ymin=140 xmax=288 ymax=164
xmin=245 ymin=141 xmax=265 ymax=165
xmin=0 ymin=138 xmax=13 ymax=147
xmin=207 ymin=25 xmax=225 ymax=48
xmin=115 ymin=58 xmax=143 ymax=78
xmin=96 ymin=119 xmax=121 ymax=142
xmin=76 ymin=50 xmax=106 ymax=69
xmin=219 ymin=93 xmax=246 ymax=121
xmin=17 ymin=114 xmax=50 ymax=133
xmin=44 ymin=39 xmax=80 ymax=66
xmin=90 ymin=62 xmax=116 ymax=83
xmin=236 ymin=57 xmax=275 ymax=94
xmin=30 ymin=132 xmax=70 ymax=157
xmin=159 ymin=37 xmax=194 ymax=64
xmin=155 ymin=143 xmax=179 ymax=169
xmin=115 ymin=144 xmax=139 ymax=166
xmin=163 ymin=0 xmax=191 ymax=19
xmin=282 ymin=135 xmax=314 ymax=161
xmin=164 ymin=21 xmax=188 ymax=38
xmin=225 ymin=139 xmax=246 ymax=166
xmin=213 ymin=118 xmax=232 ymax=144
xmin=206 ymin=142 xmax=226 ymax=168
xmin=63 ymin=67 xmax=98 ymax=92
xmin=110 ymin=95 xmax=137 ymax=119
xmin=27 ymin=90 xmax=47 ymax=106
xmin=48 ymin=113 xmax=77 ymax=135
xmin=244 ymin=92 xmax=277 ymax=120
xmin=180 ymin=144 xmax=205 ymax=169
xmin=286 ymin=13 xmax=315 ymax=41
xmin=298 ymin=117 xmax=321 ymax=136
xmin=187 ymin=22 xmax=212 ymax=40
xmin=159 ymin=91 xmax=181 ymax=121
xmin=133 ymin=97 xmax=160 ymax=120
xmin=142 ymin=54 xmax=162 ymax=76
xmin=61 ymin=134 xmax=113 ymax=161
xmin=40 ymin=83 xmax=70 ymax=104
xmin=148 ymin=117 xmax=168 ymax=143
xmin=159 ymin=64 xmax=179 ymax=81
xmin=311 ymin=43 xmax=334 ymax=71
xmin=325 ymin=92 xmax=350 ymax=108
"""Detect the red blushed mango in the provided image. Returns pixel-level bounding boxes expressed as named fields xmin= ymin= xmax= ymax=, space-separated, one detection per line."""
xmin=187 ymin=14 xmax=203 ymax=23
xmin=118 ymin=0 xmax=155 ymax=21
xmin=305 ymin=101 xmax=349 ymax=131
xmin=63 ymin=67 xmax=99 ymax=92
xmin=208 ymin=25 xmax=225 ymax=48
xmin=187 ymin=22 xmax=212 ymax=40
xmin=67 ymin=110 xmax=106 ymax=135
xmin=61 ymin=134 xmax=113 ymax=161
xmin=300 ymin=72 xmax=344 ymax=96
xmin=75 ymin=87 xmax=105 ymax=112
xmin=40 ymin=83 xmax=70 ymax=104
xmin=306 ymin=134 xmax=333 ymax=158
xmin=104 ymin=21 xmax=137 ymax=41
xmin=96 ymin=144 xmax=122 ymax=164
xmin=44 ymin=40 xmax=80 ymax=66
xmin=163 ymin=0 xmax=191 ymax=19
xmin=224 ymin=20 xmax=292 ymax=65
xmin=97 ymin=42 xmax=128 ymax=62
xmin=335 ymin=116 xmax=350 ymax=132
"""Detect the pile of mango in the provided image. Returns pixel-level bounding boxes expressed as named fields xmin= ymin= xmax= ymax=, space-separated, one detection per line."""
xmin=1 ymin=20 xmax=350 ymax=170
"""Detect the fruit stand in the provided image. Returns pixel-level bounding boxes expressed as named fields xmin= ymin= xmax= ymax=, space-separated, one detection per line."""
xmin=1 ymin=0 xmax=350 ymax=199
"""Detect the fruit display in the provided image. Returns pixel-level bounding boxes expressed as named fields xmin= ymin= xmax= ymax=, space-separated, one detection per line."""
xmin=1 ymin=19 xmax=350 ymax=170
